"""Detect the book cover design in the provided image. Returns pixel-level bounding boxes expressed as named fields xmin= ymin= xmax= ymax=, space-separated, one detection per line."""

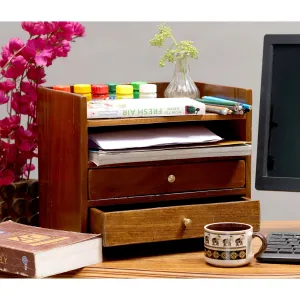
xmin=87 ymin=98 xmax=206 ymax=119
xmin=0 ymin=221 xmax=101 ymax=277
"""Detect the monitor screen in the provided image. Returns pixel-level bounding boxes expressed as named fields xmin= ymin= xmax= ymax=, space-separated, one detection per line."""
xmin=256 ymin=35 xmax=300 ymax=191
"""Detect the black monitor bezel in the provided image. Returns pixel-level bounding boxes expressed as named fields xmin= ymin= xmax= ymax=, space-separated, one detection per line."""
xmin=256 ymin=34 xmax=300 ymax=192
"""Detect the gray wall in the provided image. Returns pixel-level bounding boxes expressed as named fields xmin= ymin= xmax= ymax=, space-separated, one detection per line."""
xmin=1 ymin=22 xmax=300 ymax=220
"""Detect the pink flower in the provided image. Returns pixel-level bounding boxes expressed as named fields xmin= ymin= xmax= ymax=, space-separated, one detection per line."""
xmin=15 ymin=126 xmax=35 ymax=151
xmin=23 ymin=163 xmax=35 ymax=177
xmin=0 ymin=21 xmax=85 ymax=184
xmin=57 ymin=22 xmax=74 ymax=41
xmin=21 ymin=22 xmax=45 ymax=36
xmin=1 ymin=44 xmax=11 ymax=60
xmin=0 ymin=91 xmax=9 ymax=104
xmin=43 ymin=22 xmax=59 ymax=34
xmin=23 ymin=37 xmax=53 ymax=66
xmin=72 ymin=22 xmax=85 ymax=37
xmin=26 ymin=66 xmax=46 ymax=84
xmin=0 ymin=115 xmax=20 ymax=138
xmin=2 ymin=55 xmax=27 ymax=79
xmin=11 ymin=92 xmax=31 ymax=115
xmin=0 ymin=44 xmax=12 ymax=67
xmin=0 ymin=79 xmax=16 ymax=93
xmin=21 ymin=81 xmax=37 ymax=103
xmin=9 ymin=38 xmax=24 ymax=53
xmin=0 ymin=169 xmax=15 ymax=186
xmin=55 ymin=40 xmax=71 ymax=57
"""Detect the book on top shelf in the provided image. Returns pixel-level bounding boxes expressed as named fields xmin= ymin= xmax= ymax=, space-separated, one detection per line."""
xmin=87 ymin=98 xmax=206 ymax=119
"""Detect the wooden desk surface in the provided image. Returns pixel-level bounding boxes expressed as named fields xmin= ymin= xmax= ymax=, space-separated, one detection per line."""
xmin=2 ymin=221 xmax=300 ymax=279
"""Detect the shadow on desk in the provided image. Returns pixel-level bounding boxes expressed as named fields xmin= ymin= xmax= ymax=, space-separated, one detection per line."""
xmin=103 ymin=238 xmax=205 ymax=261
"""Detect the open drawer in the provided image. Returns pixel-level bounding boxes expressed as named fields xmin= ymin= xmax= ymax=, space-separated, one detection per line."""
xmin=89 ymin=196 xmax=260 ymax=247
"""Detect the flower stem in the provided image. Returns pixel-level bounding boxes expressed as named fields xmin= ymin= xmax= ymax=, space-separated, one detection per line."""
xmin=170 ymin=35 xmax=177 ymax=46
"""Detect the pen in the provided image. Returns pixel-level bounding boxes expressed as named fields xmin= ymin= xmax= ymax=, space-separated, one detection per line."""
xmin=205 ymin=105 xmax=232 ymax=115
xmin=200 ymin=96 xmax=252 ymax=111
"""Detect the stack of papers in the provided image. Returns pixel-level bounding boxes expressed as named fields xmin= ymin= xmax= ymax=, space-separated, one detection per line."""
xmin=88 ymin=124 xmax=252 ymax=166
xmin=88 ymin=125 xmax=223 ymax=150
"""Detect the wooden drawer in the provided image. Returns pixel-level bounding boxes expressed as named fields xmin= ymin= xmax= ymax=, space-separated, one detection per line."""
xmin=90 ymin=197 xmax=260 ymax=247
xmin=88 ymin=159 xmax=246 ymax=200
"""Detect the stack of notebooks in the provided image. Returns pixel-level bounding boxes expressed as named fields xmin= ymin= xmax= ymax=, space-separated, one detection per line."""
xmin=88 ymin=124 xmax=252 ymax=166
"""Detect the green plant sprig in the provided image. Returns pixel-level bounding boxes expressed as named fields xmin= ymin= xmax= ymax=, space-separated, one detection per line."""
xmin=149 ymin=24 xmax=198 ymax=67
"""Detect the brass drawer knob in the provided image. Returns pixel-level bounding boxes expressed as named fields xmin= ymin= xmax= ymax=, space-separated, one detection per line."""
xmin=183 ymin=218 xmax=192 ymax=227
xmin=168 ymin=175 xmax=176 ymax=183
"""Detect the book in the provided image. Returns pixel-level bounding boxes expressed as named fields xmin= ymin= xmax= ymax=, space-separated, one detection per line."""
xmin=89 ymin=142 xmax=252 ymax=167
xmin=87 ymin=98 xmax=206 ymax=119
xmin=0 ymin=221 xmax=102 ymax=278
xmin=88 ymin=124 xmax=223 ymax=151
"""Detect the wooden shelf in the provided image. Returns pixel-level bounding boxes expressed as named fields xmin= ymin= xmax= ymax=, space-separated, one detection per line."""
xmin=87 ymin=113 xmax=246 ymax=127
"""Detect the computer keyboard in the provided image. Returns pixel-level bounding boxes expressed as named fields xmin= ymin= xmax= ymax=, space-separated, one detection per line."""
xmin=256 ymin=232 xmax=300 ymax=263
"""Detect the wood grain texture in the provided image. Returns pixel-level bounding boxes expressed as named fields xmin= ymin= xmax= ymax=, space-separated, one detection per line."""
xmin=37 ymin=82 xmax=253 ymax=234
xmin=37 ymin=87 xmax=88 ymax=232
xmin=88 ymin=159 xmax=246 ymax=200
xmin=90 ymin=197 xmax=260 ymax=247
xmin=2 ymin=221 xmax=299 ymax=279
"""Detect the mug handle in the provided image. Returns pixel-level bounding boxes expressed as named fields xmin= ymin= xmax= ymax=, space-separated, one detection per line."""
xmin=252 ymin=232 xmax=268 ymax=258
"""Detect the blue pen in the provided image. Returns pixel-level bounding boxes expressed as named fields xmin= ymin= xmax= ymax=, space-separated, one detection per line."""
xmin=201 ymin=96 xmax=252 ymax=111
xmin=200 ymin=96 xmax=239 ymax=107
xmin=214 ymin=95 xmax=247 ymax=104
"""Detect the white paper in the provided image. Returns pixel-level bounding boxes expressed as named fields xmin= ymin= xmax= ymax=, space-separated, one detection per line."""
xmin=89 ymin=125 xmax=223 ymax=150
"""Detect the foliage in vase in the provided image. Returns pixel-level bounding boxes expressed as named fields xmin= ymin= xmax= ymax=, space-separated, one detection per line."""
xmin=149 ymin=24 xmax=198 ymax=67
xmin=0 ymin=21 xmax=85 ymax=186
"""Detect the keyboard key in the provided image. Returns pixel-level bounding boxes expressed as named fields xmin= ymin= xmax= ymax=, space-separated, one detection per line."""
xmin=268 ymin=241 xmax=285 ymax=245
xmin=287 ymin=239 xmax=298 ymax=243
xmin=279 ymin=249 xmax=294 ymax=254
xmin=289 ymin=242 xmax=299 ymax=246
xmin=269 ymin=238 xmax=286 ymax=242
xmin=280 ymin=245 xmax=293 ymax=249
xmin=265 ymin=248 xmax=278 ymax=253
xmin=271 ymin=233 xmax=283 ymax=237
xmin=294 ymin=249 xmax=300 ymax=254
xmin=283 ymin=234 xmax=295 ymax=238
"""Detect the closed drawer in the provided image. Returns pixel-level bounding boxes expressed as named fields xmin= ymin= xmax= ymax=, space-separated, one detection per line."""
xmin=88 ymin=159 xmax=245 ymax=200
xmin=90 ymin=197 xmax=260 ymax=247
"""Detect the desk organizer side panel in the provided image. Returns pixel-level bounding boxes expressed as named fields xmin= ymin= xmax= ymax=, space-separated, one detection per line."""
xmin=37 ymin=87 xmax=88 ymax=232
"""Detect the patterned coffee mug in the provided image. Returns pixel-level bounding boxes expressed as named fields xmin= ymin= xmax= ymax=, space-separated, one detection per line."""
xmin=204 ymin=222 xmax=267 ymax=267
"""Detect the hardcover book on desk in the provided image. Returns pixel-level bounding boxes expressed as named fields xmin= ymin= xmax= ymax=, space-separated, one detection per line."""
xmin=37 ymin=81 xmax=260 ymax=248
xmin=0 ymin=221 xmax=102 ymax=278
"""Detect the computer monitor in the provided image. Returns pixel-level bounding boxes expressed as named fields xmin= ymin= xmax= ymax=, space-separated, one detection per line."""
xmin=256 ymin=34 xmax=300 ymax=192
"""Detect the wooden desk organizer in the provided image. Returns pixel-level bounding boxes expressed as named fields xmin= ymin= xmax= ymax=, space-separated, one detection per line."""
xmin=37 ymin=82 xmax=260 ymax=247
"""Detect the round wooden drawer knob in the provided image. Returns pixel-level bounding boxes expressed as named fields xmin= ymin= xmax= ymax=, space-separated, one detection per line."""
xmin=168 ymin=175 xmax=176 ymax=183
xmin=183 ymin=218 xmax=192 ymax=227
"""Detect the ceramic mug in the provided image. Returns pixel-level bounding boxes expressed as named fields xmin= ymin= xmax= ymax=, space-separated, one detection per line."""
xmin=204 ymin=222 xmax=267 ymax=267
